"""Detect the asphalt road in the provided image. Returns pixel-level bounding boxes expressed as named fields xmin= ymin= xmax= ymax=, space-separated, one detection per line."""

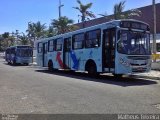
xmin=0 ymin=58 xmax=160 ymax=114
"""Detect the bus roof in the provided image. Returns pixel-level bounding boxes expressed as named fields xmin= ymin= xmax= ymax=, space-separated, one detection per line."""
xmin=36 ymin=19 xmax=149 ymax=43
xmin=6 ymin=45 xmax=32 ymax=49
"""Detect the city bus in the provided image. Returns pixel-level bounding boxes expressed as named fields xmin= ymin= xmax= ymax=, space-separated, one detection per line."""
xmin=36 ymin=19 xmax=151 ymax=77
xmin=5 ymin=45 xmax=33 ymax=65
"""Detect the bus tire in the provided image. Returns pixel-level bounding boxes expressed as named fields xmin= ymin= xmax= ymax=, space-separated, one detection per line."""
xmin=113 ymin=74 xmax=123 ymax=78
xmin=48 ymin=60 xmax=53 ymax=72
xmin=25 ymin=63 xmax=29 ymax=66
xmin=86 ymin=61 xmax=98 ymax=77
xmin=7 ymin=61 xmax=10 ymax=64
xmin=13 ymin=60 xmax=16 ymax=66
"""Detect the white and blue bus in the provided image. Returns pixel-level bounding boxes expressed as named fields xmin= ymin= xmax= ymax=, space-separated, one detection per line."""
xmin=36 ymin=19 xmax=151 ymax=77
xmin=5 ymin=45 xmax=33 ymax=65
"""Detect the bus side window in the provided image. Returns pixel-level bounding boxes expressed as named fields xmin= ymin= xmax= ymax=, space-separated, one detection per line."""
xmin=64 ymin=38 xmax=71 ymax=51
xmin=48 ymin=40 xmax=54 ymax=52
xmin=86 ymin=29 xmax=101 ymax=48
xmin=11 ymin=48 xmax=15 ymax=55
xmin=44 ymin=43 xmax=48 ymax=53
xmin=72 ymin=33 xmax=84 ymax=50
xmin=55 ymin=38 xmax=63 ymax=51
xmin=38 ymin=43 xmax=43 ymax=53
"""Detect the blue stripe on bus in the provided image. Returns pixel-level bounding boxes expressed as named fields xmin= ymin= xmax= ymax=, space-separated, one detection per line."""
xmin=70 ymin=51 xmax=79 ymax=70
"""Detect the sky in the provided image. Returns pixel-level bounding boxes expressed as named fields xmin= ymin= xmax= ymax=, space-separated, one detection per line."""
xmin=0 ymin=0 xmax=159 ymax=34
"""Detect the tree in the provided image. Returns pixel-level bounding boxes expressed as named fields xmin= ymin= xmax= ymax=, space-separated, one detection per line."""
xmin=26 ymin=22 xmax=35 ymax=39
xmin=2 ymin=32 xmax=9 ymax=39
xmin=19 ymin=34 xmax=29 ymax=45
xmin=26 ymin=21 xmax=46 ymax=46
xmin=73 ymin=0 xmax=96 ymax=22
xmin=46 ymin=26 xmax=57 ymax=37
xmin=113 ymin=1 xmax=141 ymax=20
xmin=34 ymin=21 xmax=46 ymax=39
xmin=0 ymin=34 xmax=3 ymax=51
xmin=1 ymin=32 xmax=15 ymax=49
xmin=51 ymin=16 xmax=77 ymax=34
xmin=26 ymin=21 xmax=46 ymax=39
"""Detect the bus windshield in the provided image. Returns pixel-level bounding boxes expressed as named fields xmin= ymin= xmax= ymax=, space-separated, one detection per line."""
xmin=17 ymin=48 xmax=32 ymax=57
xmin=117 ymin=30 xmax=151 ymax=55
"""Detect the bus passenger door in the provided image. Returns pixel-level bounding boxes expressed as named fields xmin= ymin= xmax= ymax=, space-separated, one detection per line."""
xmin=43 ymin=42 xmax=48 ymax=67
xmin=63 ymin=37 xmax=71 ymax=69
xmin=103 ymin=28 xmax=115 ymax=72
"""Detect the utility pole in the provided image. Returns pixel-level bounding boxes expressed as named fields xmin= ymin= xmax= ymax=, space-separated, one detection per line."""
xmin=15 ymin=30 xmax=19 ymax=46
xmin=58 ymin=0 xmax=64 ymax=18
xmin=153 ymin=0 xmax=157 ymax=54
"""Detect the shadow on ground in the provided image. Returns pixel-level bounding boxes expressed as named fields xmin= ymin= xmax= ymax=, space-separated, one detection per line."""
xmin=3 ymin=62 xmax=29 ymax=67
xmin=35 ymin=69 xmax=158 ymax=87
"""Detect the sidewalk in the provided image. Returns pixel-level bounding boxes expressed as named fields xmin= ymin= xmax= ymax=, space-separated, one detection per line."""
xmin=152 ymin=61 xmax=160 ymax=71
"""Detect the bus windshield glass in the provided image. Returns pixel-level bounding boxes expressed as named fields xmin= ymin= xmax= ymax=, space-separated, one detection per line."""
xmin=17 ymin=48 xmax=32 ymax=57
xmin=117 ymin=30 xmax=151 ymax=55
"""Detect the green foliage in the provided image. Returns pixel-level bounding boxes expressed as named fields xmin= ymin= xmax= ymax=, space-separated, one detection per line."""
xmin=0 ymin=32 xmax=16 ymax=50
xmin=113 ymin=1 xmax=141 ymax=20
xmin=73 ymin=0 xmax=96 ymax=22
xmin=2 ymin=32 xmax=9 ymax=38
xmin=19 ymin=34 xmax=29 ymax=45
xmin=46 ymin=26 xmax=57 ymax=37
xmin=26 ymin=21 xmax=47 ymax=40
xmin=51 ymin=16 xmax=77 ymax=34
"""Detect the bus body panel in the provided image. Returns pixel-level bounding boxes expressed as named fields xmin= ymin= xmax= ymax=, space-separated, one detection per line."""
xmin=52 ymin=51 xmax=63 ymax=69
xmin=36 ymin=52 xmax=43 ymax=66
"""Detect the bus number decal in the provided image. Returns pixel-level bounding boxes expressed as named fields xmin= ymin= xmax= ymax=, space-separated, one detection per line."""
xmin=119 ymin=57 xmax=130 ymax=67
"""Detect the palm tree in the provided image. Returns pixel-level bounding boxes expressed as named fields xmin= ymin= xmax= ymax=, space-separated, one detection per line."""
xmin=19 ymin=34 xmax=29 ymax=45
xmin=113 ymin=1 xmax=141 ymax=20
xmin=34 ymin=21 xmax=46 ymax=39
xmin=26 ymin=22 xmax=35 ymax=40
xmin=26 ymin=21 xmax=46 ymax=46
xmin=46 ymin=26 xmax=57 ymax=37
xmin=26 ymin=21 xmax=46 ymax=39
xmin=51 ymin=16 xmax=77 ymax=34
xmin=0 ymin=34 xmax=4 ymax=51
xmin=26 ymin=22 xmax=36 ymax=46
xmin=73 ymin=0 xmax=96 ymax=22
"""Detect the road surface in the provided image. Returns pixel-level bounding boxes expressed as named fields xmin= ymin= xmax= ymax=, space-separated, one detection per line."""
xmin=0 ymin=58 xmax=160 ymax=114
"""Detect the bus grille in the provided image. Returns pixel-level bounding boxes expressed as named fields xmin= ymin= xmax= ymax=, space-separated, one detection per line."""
xmin=132 ymin=68 xmax=147 ymax=72
xmin=127 ymin=56 xmax=151 ymax=60
xmin=130 ymin=63 xmax=147 ymax=66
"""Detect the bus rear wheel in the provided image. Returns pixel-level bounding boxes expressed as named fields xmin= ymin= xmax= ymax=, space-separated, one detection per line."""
xmin=113 ymin=74 xmax=123 ymax=78
xmin=12 ymin=60 xmax=16 ymax=66
xmin=87 ymin=63 xmax=98 ymax=77
xmin=48 ymin=61 xmax=53 ymax=72
xmin=24 ymin=63 xmax=29 ymax=66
